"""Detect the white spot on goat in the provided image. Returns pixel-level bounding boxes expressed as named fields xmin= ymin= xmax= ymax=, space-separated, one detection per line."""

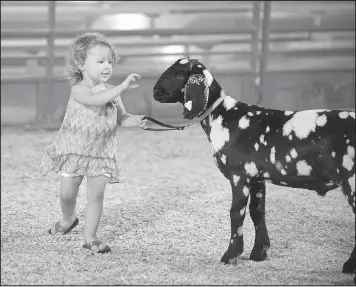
xmin=289 ymin=135 xmax=293 ymax=140
xmin=256 ymin=192 xmax=263 ymax=198
xmin=238 ymin=116 xmax=250 ymax=129
xmin=348 ymin=174 xmax=355 ymax=193
xmin=232 ymin=175 xmax=240 ymax=186
xmin=349 ymin=112 xmax=355 ymax=119
xmin=223 ymin=94 xmax=236 ymax=111
xmin=209 ymin=115 xmax=230 ymax=153
xmin=263 ymin=172 xmax=270 ymax=178
xmin=245 ymin=162 xmax=258 ymax=177
xmin=254 ymin=143 xmax=259 ymax=151
xmin=290 ymin=148 xmax=298 ymax=159
xmin=281 ymin=169 xmax=287 ymax=175
xmin=276 ymin=161 xmax=283 ymax=171
xmin=347 ymin=146 xmax=355 ymax=159
xmin=339 ymin=111 xmax=349 ymax=119
xmin=179 ymin=58 xmax=189 ymax=64
xmin=265 ymin=126 xmax=270 ymax=133
xmin=237 ymin=226 xmax=243 ymax=236
xmin=243 ymin=186 xmax=249 ymax=197
xmin=283 ymin=110 xmax=327 ymax=139
xmin=260 ymin=134 xmax=265 ymax=144
xmin=342 ymin=146 xmax=354 ymax=171
xmin=240 ymin=206 xmax=246 ymax=216
xmin=270 ymin=146 xmax=276 ymax=164
xmin=346 ymin=139 xmax=350 ymax=144
xmin=286 ymin=155 xmax=291 ymax=162
xmin=203 ymin=69 xmax=213 ymax=87
xmin=331 ymin=151 xmax=336 ymax=158
xmin=197 ymin=64 xmax=202 ymax=68
xmin=256 ymin=111 xmax=261 ymax=115
xmin=285 ymin=111 xmax=294 ymax=116
xmin=184 ymin=100 xmax=192 ymax=111
xmin=221 ymin=154 xmax=227 ymax=165
xmin=296 ymin=160 xmax=312 ymax=176
xmin=248 ymin=112 xmax=254 ymax=116
xmin=260 ymin=134 xmax=267 ymax=146
xmin=316 ymin=114 xmax=327 ymax=127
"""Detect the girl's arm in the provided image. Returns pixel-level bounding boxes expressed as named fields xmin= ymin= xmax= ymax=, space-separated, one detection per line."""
xmin=71 ymin=84 xmax=127 ymax=106
xmin=106 ymin=84 xmax=128 ymax=115
xmin=71 ymin=73 xmax=141 ymax=107
xmin=116 ymin=93 xmax=129 ymax=115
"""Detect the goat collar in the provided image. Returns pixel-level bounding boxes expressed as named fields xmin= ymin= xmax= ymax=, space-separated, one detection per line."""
xmin=195 ymin=94 xmax=226 ymax=122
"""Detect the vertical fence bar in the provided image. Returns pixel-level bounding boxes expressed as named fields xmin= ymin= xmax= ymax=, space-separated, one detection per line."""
xmin=251 ymin=1 xmax=261 ymax=104
xmin=257 ymin=1 xmax=271 ymax=105
xmin=251 ymin=1 xmax=261 ymax=76
xmin=46 ymin=0 xmax=56 ymax=125
xmin=47 ymin=1 xmax=55 ymax=78
xmin=34 ymin=81 xmax=41 ymax=123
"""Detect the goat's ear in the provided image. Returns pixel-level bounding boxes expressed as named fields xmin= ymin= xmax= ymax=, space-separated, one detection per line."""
xmin=182 ymin=73 xmax=207 ymax=119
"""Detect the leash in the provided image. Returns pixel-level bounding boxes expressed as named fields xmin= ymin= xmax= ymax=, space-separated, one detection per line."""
xmin=141 ymin=94 xmax=226 ymax=131
xmin=141 ymin=116 xmax=193 ymax=131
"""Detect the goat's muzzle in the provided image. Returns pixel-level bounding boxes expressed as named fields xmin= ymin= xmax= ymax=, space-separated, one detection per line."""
xmin=153 ymin=89 xmax=168 ymax=102
xmin=182 ymin=108 xmax=196 ymax=120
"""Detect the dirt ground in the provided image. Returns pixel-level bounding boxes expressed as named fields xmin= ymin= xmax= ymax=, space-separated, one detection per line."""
xmin=1 ymin=125 xmax=354 ymax=285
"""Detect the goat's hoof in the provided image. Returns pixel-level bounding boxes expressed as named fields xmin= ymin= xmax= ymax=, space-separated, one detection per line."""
xmin=342 ymin=259 xmax=356 ymax=274
xmin=250 ymin=248 xmax=268 ymax=261
xmin=221 ymin=251 xmax=240 ymax=265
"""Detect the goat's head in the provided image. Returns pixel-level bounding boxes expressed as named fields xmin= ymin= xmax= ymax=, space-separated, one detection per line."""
xmin=153 ymin=57 xmax=215 ymax=120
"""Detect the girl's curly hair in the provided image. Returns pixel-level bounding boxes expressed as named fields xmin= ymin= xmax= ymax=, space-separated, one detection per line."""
xmin=64 ymin=32 xmax=118 ymax=86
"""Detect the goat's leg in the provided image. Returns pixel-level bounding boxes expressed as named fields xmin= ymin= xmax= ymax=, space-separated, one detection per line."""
xmin=221 ymin=179 xmax=249 ymax=265
xmin=342 ymin=245 xmax=356 ymax=274
xmin=339 ymin=177 xmax=355 ymax=280
xmin=339 ymin=176 xmax=355 ymax=214
xmin=249 ymin=180 xmax=270 ymax=261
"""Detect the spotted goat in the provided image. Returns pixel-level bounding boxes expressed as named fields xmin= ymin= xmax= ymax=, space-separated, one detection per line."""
xmin=152 ymin=57 xmax=355 ymax=278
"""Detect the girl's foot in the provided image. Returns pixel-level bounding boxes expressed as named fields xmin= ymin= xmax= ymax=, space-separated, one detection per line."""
xmin=48 ymin=218 xmax=79 ymax=235
xmin=83 ymin=239 xmax=111 ymax=253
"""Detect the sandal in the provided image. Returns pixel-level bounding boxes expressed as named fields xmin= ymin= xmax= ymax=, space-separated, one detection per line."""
xmin=48 ymin=218 xmax=79 ymax=235
xmin=83 ymin=240 xmax=111 ymax=253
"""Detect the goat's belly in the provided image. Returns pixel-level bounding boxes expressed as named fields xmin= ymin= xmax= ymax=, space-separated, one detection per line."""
xmin=268 ymin=177 xmax=338 ymax=194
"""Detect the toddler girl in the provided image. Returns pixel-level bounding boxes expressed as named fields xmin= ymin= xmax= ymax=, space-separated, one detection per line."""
xmin=40 ymin=32 xmax=146 ymax=253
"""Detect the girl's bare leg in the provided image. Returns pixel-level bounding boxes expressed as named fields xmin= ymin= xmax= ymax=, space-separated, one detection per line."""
xmin=84 ymin=175 xmax=108 ymax=250
xmin=59 ymin=176 xmax=83 ymax=227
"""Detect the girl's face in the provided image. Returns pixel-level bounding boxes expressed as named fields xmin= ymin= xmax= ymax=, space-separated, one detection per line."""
xmin=80 ymin=44 xmax=114 ymax=85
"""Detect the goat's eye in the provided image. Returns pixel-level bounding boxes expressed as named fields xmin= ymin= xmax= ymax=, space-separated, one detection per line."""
xmin=175 ymin=71 xmax=185 ymax=79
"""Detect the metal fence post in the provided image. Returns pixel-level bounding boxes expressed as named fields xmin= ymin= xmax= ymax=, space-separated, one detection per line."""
xmin=46 ymin=0 xmax=56 ymax=125
xmin=257 ymin=1 xmax=271 ymax=105
xmin=251 ymin=1 xmax=261 ymax=104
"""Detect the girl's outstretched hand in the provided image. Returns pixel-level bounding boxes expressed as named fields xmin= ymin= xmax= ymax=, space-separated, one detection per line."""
xmin=138 ymin=115 xmax=148 ymax=129
xmin=120 ymin=114 xmax=148 ymax=128
xmin=122 ymin=73 xmax=141 ymax=91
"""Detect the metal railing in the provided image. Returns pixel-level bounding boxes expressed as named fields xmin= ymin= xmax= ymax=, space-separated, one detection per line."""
xmin=1 ymin=1 xmax=355 ymax=128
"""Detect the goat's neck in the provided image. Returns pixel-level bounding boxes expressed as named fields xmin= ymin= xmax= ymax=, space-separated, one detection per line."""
xmin=199 ymin=80 xmax=237 ymax=134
